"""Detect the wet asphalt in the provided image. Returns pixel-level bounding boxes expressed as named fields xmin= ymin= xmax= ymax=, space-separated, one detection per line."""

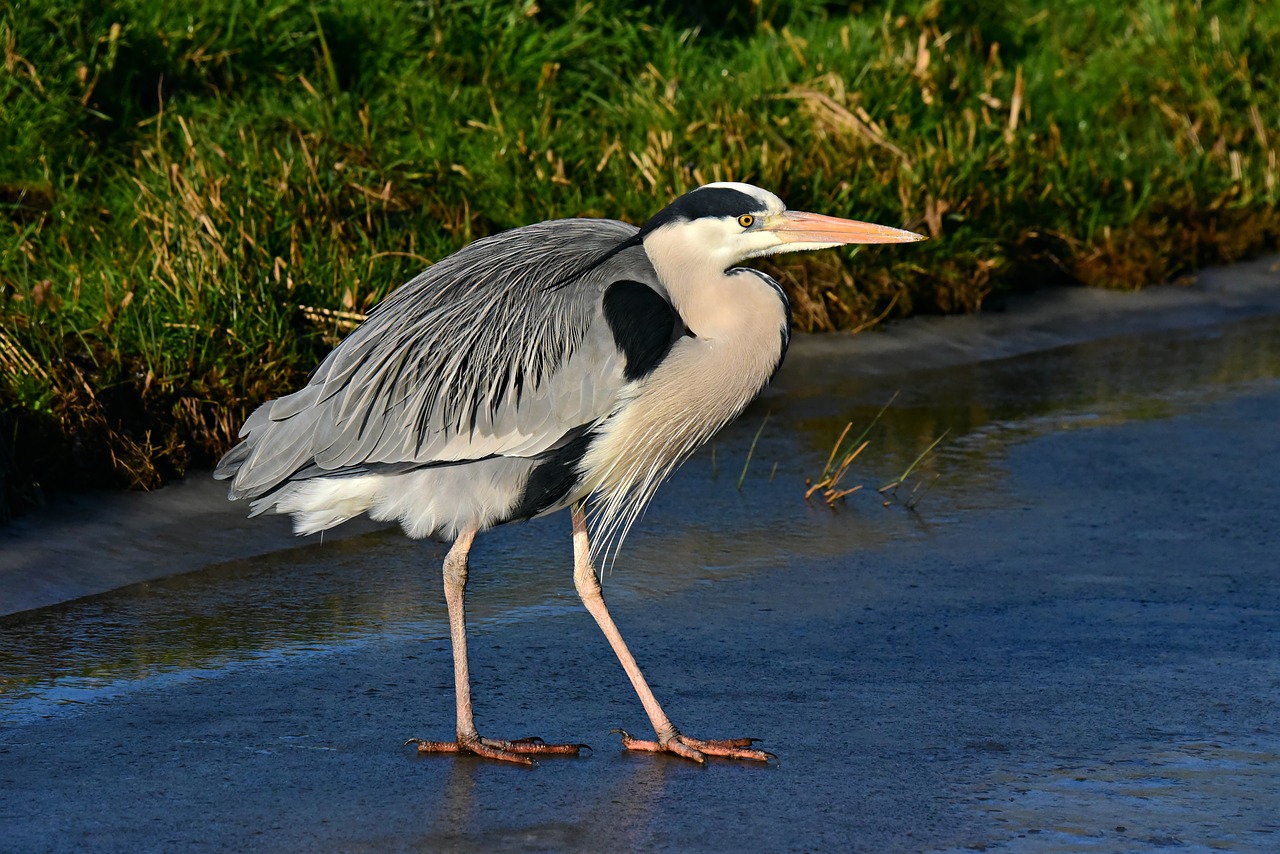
xmin=2 ymin=258 xmax=1279 ymax=852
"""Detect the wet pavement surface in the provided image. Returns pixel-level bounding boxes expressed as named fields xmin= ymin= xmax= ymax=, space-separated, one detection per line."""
xmin=2 ymin=258 xmax=1279 ymax=852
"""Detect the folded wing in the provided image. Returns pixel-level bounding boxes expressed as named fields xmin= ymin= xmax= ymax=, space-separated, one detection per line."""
xmin=216 ymin=218 xmax=662 ymax=501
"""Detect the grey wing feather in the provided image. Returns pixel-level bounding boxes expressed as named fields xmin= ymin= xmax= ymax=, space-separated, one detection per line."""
xmin=216 ymin=218 xmax=660 ymax=500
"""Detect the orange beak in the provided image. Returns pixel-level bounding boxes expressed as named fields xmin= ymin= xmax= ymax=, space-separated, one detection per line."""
xmin=766 ymin=210 xmax=926 ymax=244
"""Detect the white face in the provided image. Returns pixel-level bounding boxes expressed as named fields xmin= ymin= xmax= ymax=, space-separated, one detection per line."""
xmin=647 ymin=182 xmax=795 ymax=267
xmin=646 ymin=182 xmax=925 ymax=271
xmin=698 ymin=182 xmax=794 ymax=261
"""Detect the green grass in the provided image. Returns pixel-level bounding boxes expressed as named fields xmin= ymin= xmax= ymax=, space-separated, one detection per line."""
xmin=2 ymin=0 xmax=1278 ymax=514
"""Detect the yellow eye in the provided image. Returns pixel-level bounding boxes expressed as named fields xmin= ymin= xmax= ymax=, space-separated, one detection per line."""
xmin=737 ymin=214 xmax=755 ymax=228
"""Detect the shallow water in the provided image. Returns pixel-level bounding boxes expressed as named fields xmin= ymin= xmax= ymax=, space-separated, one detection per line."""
xmin=5 ymin=315 xmax=1277 ymax=723
xmin=2 ymin=278 xmax=1279 ymax=852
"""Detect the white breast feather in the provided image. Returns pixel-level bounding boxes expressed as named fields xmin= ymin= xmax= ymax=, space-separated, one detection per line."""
xmin=580 ymin=301 xmax=784 ymax=563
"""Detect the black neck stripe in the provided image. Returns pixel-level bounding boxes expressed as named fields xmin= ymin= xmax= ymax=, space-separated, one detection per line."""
xmin=544 ymin=232 xmax=644 ymax=291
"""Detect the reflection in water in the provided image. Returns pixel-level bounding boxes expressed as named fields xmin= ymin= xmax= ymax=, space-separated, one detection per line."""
xmin=436 ymin=758 xmax=477 ymax=840
xmin=2 ymin=315 xmax=1279 ymax=723
xmin=781 ymin=315 xmax=1280 ymax=510
xmin=421 ymin=742 xmax=718 ymax=851
xmin=586 ymin=755 xmax=689 ymax=849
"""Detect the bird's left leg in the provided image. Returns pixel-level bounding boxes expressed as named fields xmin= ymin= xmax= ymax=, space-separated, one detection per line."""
xmin=408 ymin=528 xmax=588 ymax=765
xmin=571 ymin=505 xmax=775 ymax=764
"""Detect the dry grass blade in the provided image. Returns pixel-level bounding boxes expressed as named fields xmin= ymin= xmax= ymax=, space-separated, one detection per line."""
xmin=0 ymin=328 xmax=48 ymax=381
xmin=812 ymin=421 xmax=853 ymax=491
xmin=780 ymin=87 xmax=913 ymax=166
xmin=805 ymin=435 xmax=869 ymax=506
xmin=299 ymin=304 xmax=367 ymax=327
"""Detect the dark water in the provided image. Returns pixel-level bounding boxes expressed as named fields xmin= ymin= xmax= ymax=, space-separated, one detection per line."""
xmin=2 ymin=307 xmax=1279 ymax=852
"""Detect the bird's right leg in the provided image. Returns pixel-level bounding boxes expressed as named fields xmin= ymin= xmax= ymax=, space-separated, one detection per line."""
xmin=407 ymin=529 xmax=588 ymax=765
xmin=571 ymin=505 xmax=774 ymax=764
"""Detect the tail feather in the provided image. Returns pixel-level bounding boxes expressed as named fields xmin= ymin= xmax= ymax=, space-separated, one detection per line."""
xmin=214 ymin=400 xmax=318 ymax=501
xmin=248 ymin=478 xmax=376 ymax=535
xmin=213 ymin=440 xmax=251 ymax=481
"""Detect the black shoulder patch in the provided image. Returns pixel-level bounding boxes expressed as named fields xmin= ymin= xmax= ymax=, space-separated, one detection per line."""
xmin=603 ymin=280 xmax=682 ymax=381
xmin=639 ymin=186 xmax=761 ymax=237
xmin=509 ymin=429 xmax=594 ymax=521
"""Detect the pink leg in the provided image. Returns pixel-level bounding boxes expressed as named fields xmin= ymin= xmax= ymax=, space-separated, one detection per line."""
xmin=571 ymin=506 xmax=775 ymax=764
xmin=408 ymin=529 xmax=589 ymax=765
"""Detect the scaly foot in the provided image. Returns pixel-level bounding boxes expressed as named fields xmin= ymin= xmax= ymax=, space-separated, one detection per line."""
xmin=406 ymin=735 xmax=590 ymax=766
xmin=611 ymin=728 xmax=777 ymax=764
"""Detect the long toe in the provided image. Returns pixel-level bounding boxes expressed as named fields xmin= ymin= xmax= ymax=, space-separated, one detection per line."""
xmin=612 ymin=729 xmax=777 ymax=764
xmin=482 ymin=736 xmax=592 ymax=755
xmin=405 ymin=737 xmax=463 ymax=754
xmin=407 ymin=735 xmax=588 ymax=766
xmin=680 ymin=735 xmax=776 ymax=763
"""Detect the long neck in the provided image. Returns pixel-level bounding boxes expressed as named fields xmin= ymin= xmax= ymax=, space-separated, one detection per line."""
xmin=643 ymin=223 xmax=786 ymax=343
xmin=579 ymin=230 xmax=790 ymax=559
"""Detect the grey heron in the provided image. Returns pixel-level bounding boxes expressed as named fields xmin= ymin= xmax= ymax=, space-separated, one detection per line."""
xmin=215 ymin=182 xmax=924 ymax=765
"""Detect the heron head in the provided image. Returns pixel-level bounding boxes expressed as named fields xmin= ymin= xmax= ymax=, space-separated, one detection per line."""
xmin=639 ymin=182 xmax=925 ymax=269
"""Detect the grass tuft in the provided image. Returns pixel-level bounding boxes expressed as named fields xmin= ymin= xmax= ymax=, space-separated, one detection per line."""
xmin=804 ymin=392 xmax=899 ymax=507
